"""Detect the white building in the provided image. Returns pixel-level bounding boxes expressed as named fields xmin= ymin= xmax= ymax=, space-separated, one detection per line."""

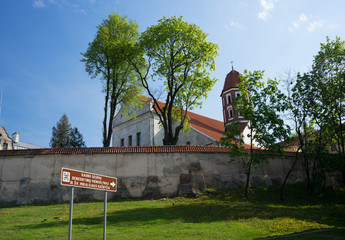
xmin=112 ymin=98 xmax=225 ymax=147
xmin=0 ymin=127 xmax=44 ymax=150
xmin=112 ymin=68 xmax=254 ymax=147
xmin=0 ymin=126 xmax=13 ymax=150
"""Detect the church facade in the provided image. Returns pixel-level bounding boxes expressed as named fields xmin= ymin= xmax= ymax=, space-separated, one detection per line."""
xmin=112 ymin=98 xmax=225 ymax=147
xmin=112 ymin=68 xmax=251 ymax=147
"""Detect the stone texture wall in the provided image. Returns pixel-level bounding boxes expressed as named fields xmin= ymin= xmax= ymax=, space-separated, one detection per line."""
xmin=0 ymin=151 xmax=304 ymax=204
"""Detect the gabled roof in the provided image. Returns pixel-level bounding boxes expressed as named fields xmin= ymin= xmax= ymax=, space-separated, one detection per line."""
xmin=0 ymin=126 xmax=12 ymax=140
xmin=142 ymin=97 xmax=225 ymax=142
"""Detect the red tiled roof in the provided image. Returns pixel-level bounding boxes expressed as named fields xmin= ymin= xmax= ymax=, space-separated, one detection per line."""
xmin=0 ymin=145 xmax=230 ymax=156
xmin=187 ymin=111 xmax=225 ymax=142
xmin=141 ymin=97 xmax=225 ymax=142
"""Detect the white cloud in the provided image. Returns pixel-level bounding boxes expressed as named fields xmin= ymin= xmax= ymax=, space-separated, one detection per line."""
xmin=32 ymin=0 xmax=88 ymax=14
xmin=33 ymin=0 xmax=46 ymax=8
xmin=299 ymin=13 xmax=308 ymax=22
xmin=308 ymin=20 xmax=323 ymax=32
xmin=260 ymin=0 xmax=274 ymax=10
xmin=257 ymin=0 xmax=277 ymax=20
xmin=226 ymin=20 xmax=243 ymax=29
xmin=288 ymin=13 xmax=308 ymax=31
xmin=258 ymin=11 xmax=269 ymax=20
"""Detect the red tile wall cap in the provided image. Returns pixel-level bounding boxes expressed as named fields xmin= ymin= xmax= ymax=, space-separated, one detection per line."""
xmin=0 ymin=145 xmax=296 ymax=157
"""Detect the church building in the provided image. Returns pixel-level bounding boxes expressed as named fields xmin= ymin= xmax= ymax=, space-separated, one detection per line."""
xmin=112 ymin=68 xmax=250 ymax=147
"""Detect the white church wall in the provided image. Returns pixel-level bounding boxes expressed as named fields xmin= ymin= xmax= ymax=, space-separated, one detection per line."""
xmin=176 ymin=127 xmax=218 ymax=146
xmin=112 ymin=112 xmax=153 ymax=147
xmin=242 ymin=121 xmax=260 ymax=147
xmin=151 ymin=118 xmax=218 ymax=146
xmin=152 ymin=115 xmax=164 ymax=146
xmin=112 ymin=99 xmax=220 ymax=146
xmin=112 ymin=100 xmax=152 ymax=127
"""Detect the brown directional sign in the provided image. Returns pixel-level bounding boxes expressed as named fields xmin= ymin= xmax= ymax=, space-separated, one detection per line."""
xmin=61 ymin=168 xmax=117 ymax=192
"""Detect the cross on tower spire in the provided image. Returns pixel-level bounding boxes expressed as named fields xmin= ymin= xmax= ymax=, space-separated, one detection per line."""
xmin=231 ymin=61 xmax=234 ymax=71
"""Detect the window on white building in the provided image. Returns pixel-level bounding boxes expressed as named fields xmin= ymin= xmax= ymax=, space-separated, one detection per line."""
xmin=136 ymin=132 xmax=141 ymax=146
xmin=120 ymin=138 xmax=124 ymax=146
xmin=128 ymin=135 xmax=132 ymax=146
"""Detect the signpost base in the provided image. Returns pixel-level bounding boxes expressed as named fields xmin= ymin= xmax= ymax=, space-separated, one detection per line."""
xmin=68 ymin=187 xmax=74 ymax=240
xmin=103 ymin=191 xmax=107 ymax=240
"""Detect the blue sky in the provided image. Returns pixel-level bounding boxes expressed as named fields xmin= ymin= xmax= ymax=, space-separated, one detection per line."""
xmin=1 ymin=0 xmax=344 ymax=147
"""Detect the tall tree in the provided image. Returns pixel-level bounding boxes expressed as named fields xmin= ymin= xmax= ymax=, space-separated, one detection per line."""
xmin=221 ymin=70 xmax=290 ymax=198
xmin=129 ymin=16 xmax=218 ymax=145
xmin=311 ymin=36 xmax=345 ymax=183
xmin=81 ymin=13 xmax=143 ymax=147
xmin=70 ymin=127 xmax=86 ymax=148
xmin=50 ymin=114 xmax=86 ymax=148
xmin=280 ymin=72 xmax=327 ymax=200
xmin=280 ymin=37 xmax=345 ymax=199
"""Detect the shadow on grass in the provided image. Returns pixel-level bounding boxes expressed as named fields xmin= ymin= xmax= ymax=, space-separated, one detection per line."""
xmin=11 ymin=184 xmax=345 ymax=233
xmin=211 ymin=184 xmax=345 ymax=207
xmin=255 ymin=228 xmax=345 ymax=240
xmin=15 ymin=197 xmax=345 ymax=231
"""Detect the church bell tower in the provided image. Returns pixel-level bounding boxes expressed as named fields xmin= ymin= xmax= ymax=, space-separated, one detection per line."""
xmin=220 ymin=68 xmax=248 ymax=134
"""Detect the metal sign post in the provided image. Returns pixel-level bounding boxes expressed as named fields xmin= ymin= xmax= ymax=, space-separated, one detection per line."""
xmin=68 ymin=187 xmax=74 ymax=240
xmin=61 ymin=168 xmax=117 ymax=240
xmin=103 ymin=191 xmax=107 ymax=240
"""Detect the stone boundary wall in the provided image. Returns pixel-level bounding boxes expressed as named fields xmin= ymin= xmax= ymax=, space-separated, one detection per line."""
xmin=0 ymin=146 xmax=304 ymax=204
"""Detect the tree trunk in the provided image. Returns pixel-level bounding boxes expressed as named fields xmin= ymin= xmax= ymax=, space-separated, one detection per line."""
xmin=244 ymin=163 xmax=251 ymax=198
xmin=303 ymin=155 xmax=311 ymax=191
xmin=103 ymin=76 xmax=110 ymax=147
xmin=280 ymin=149 xmax=300 ymax=201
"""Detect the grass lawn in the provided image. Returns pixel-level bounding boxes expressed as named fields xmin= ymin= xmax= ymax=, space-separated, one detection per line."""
xmin=0 ymin=184 xmax=344 ymax=239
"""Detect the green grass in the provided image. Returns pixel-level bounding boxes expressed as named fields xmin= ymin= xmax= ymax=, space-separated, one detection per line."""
xmin=0 ymin=184 xmax=344 ymax=239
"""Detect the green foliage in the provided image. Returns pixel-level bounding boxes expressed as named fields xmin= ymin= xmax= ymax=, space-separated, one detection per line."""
xmin=221 ymin=70 xmax=290 ymax=197
xmin=286 ymin=37 xmax=345 ymax=193
xmin=50 ymin=114 xmax=86 ymax=148
xmin=311 ymin=36 xmax=345 ymax=180
xmin=131 ymin=16 xmax=218 ymax=145
xmin=287 ymin=72 xmax=328 ymax=193
xmin=81 ymin=13 xmax=143 ymax=147
xmin=69 ymin=127 xmax=86 ymax=148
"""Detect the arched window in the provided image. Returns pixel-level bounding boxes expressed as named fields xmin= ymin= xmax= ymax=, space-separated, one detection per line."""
xmin=226 ymin=94 xmax=231 ymax=104
xmin=228 ymin=108 xmax=233 ymax=119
